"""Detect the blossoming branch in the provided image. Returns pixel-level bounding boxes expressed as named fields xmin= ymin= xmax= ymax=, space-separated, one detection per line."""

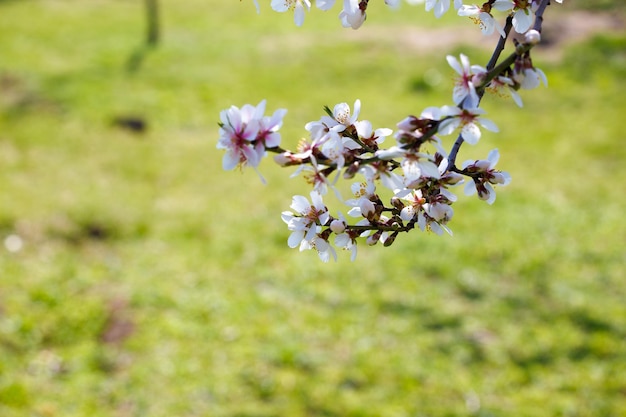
xmin=221 ymin=0 xmax=563 ymax=261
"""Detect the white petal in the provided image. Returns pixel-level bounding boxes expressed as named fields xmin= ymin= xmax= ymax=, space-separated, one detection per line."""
xmin=271 ymin=0 xmax=290 ymax=12
xmin=419 ymin=160 xmax=441 ymax=179
xmin=316 ymin=0 xmax=335 ymax=10
xmin=288 ymin=230 xmax=305 ymax=248
xmin=294 ymin=2 xmax=306 ymax=26
xmin=487 ymin=148 xmax=500 ymax=167
xmin=464 ymin=180 xmax=476 ymax=196
xmin=437 ymin=118 xmax=460 ymax=136
xmin=222 ymin=151 xmax=240 ymax=170
xmin=478 ymin=117 xmax=499 ymax=132
xmin=446 ymin=55 xmax=463 ymax=76
xmin=351 ymin=99 xmax=361 ymax=123
xmin=291 ymin=195 xmax=310 ymax=213
xmin=458 ymin=5 xmax=479 ymax=17
xmin=485 ymin=184 xmax=496 ymax=204
xmin=461 ymin=123 xmax=481 ymax=145
xmin=512 ymin=9 xmax=533 ymax=34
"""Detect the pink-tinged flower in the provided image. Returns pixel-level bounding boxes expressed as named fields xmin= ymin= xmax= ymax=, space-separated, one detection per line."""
xmin=492 ymin=0 xmax=534 ymax=34
xmin=447 ymin=54 xmax=485 ymax=107
xmin=271 ymin=0 xmax=311 ymax=26
xmin=425 ymin=0 xmax=462 ymax=18
xmin=462 ymin=149 xmax=511 ymax=204
xmin=438 ymin=105 xmax=498 ymax=145
xmin=217 ymin=100 xmax=287 ymax=182
xmin=217 ymin=102 xmax=263 ymax=170
xmin=257 ymin=108 xmax=288 ymax=149
xmin=457 ymin=4 xmax=505 ymax=37
xmin=339 ymin=0 xmax=366 ymax=29
xmin=281 ymin=191 xmax=330 ymax=248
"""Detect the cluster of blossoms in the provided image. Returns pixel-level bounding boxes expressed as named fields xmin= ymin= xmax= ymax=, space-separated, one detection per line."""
xmin=220 ymin=0 xmax=563 ymax=261
xmin=251 ymin=0 xmax=562 ymax=32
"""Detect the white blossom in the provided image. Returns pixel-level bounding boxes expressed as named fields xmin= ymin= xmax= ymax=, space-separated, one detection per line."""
xmin=340 ymin=0 xmax=366 ymax=29
xmin=281 ymin=191 xmax=330 ymax=247
xmin=462 ymin=149 xmax=511 ymax=204
xmin=438 ymin=105 xmax=498 ymax=145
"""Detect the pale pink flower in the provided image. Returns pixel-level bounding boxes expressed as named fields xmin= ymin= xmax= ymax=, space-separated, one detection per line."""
xmin=217 ymin=102 xmax=263 ymax=170
xmin=257 ymin=108 xmax=288 ymax=149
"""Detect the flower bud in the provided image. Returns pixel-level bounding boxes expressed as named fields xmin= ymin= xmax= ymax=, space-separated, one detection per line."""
xmin=383 ymin=231 xmax=399 ymax=247
xmin=444 ymin=172 xmax=464 ymax=185
xmin=375 ymin=146 xmax=405 ymax=160
xmin=274 ymin=152 xmax=298 ymax=166
xmin=396 ymin=116 xmax=419 ymax=131
xmin=367 ymin=230 xmax=383 ymax=246
xmin=491 ymin=171 xmax=512 ymax=185
xmin=343 ymin=161 xmax=360 ymax=179
xmin=330 ymin=219 xmax=346 ymax=234
xmin=391 ymin=196 xmax=405 ymax=211
xmin=425 ymin=203 xmax=452 ymax=222
xmin=525 ymin=29 xmax=541 ymax=45
xmin=360 ymin=199 xmax=376 ymax=217
xmin=474 ymin=160 xmax=491 ymax=171
xmin=471 ymin=72 xmax=487 ymax=86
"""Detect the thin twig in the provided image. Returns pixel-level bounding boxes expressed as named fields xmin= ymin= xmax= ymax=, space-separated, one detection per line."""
xmin=447 ymin=0 xmax=552 ymax=170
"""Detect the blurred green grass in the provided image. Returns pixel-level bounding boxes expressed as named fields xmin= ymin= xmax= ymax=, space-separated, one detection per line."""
xmin=1 ymin=1 xmax=625 ymax=416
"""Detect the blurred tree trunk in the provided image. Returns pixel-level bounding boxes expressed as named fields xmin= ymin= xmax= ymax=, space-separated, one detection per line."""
xmin=145 ymin=0 xmax=159 ymax=46
xmin=127 ymin=0 xmax=159 ymax=71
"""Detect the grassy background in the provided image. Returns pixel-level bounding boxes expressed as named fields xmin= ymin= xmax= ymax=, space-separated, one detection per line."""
xmin=1 ymin=1 xmax=625 ymax=416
